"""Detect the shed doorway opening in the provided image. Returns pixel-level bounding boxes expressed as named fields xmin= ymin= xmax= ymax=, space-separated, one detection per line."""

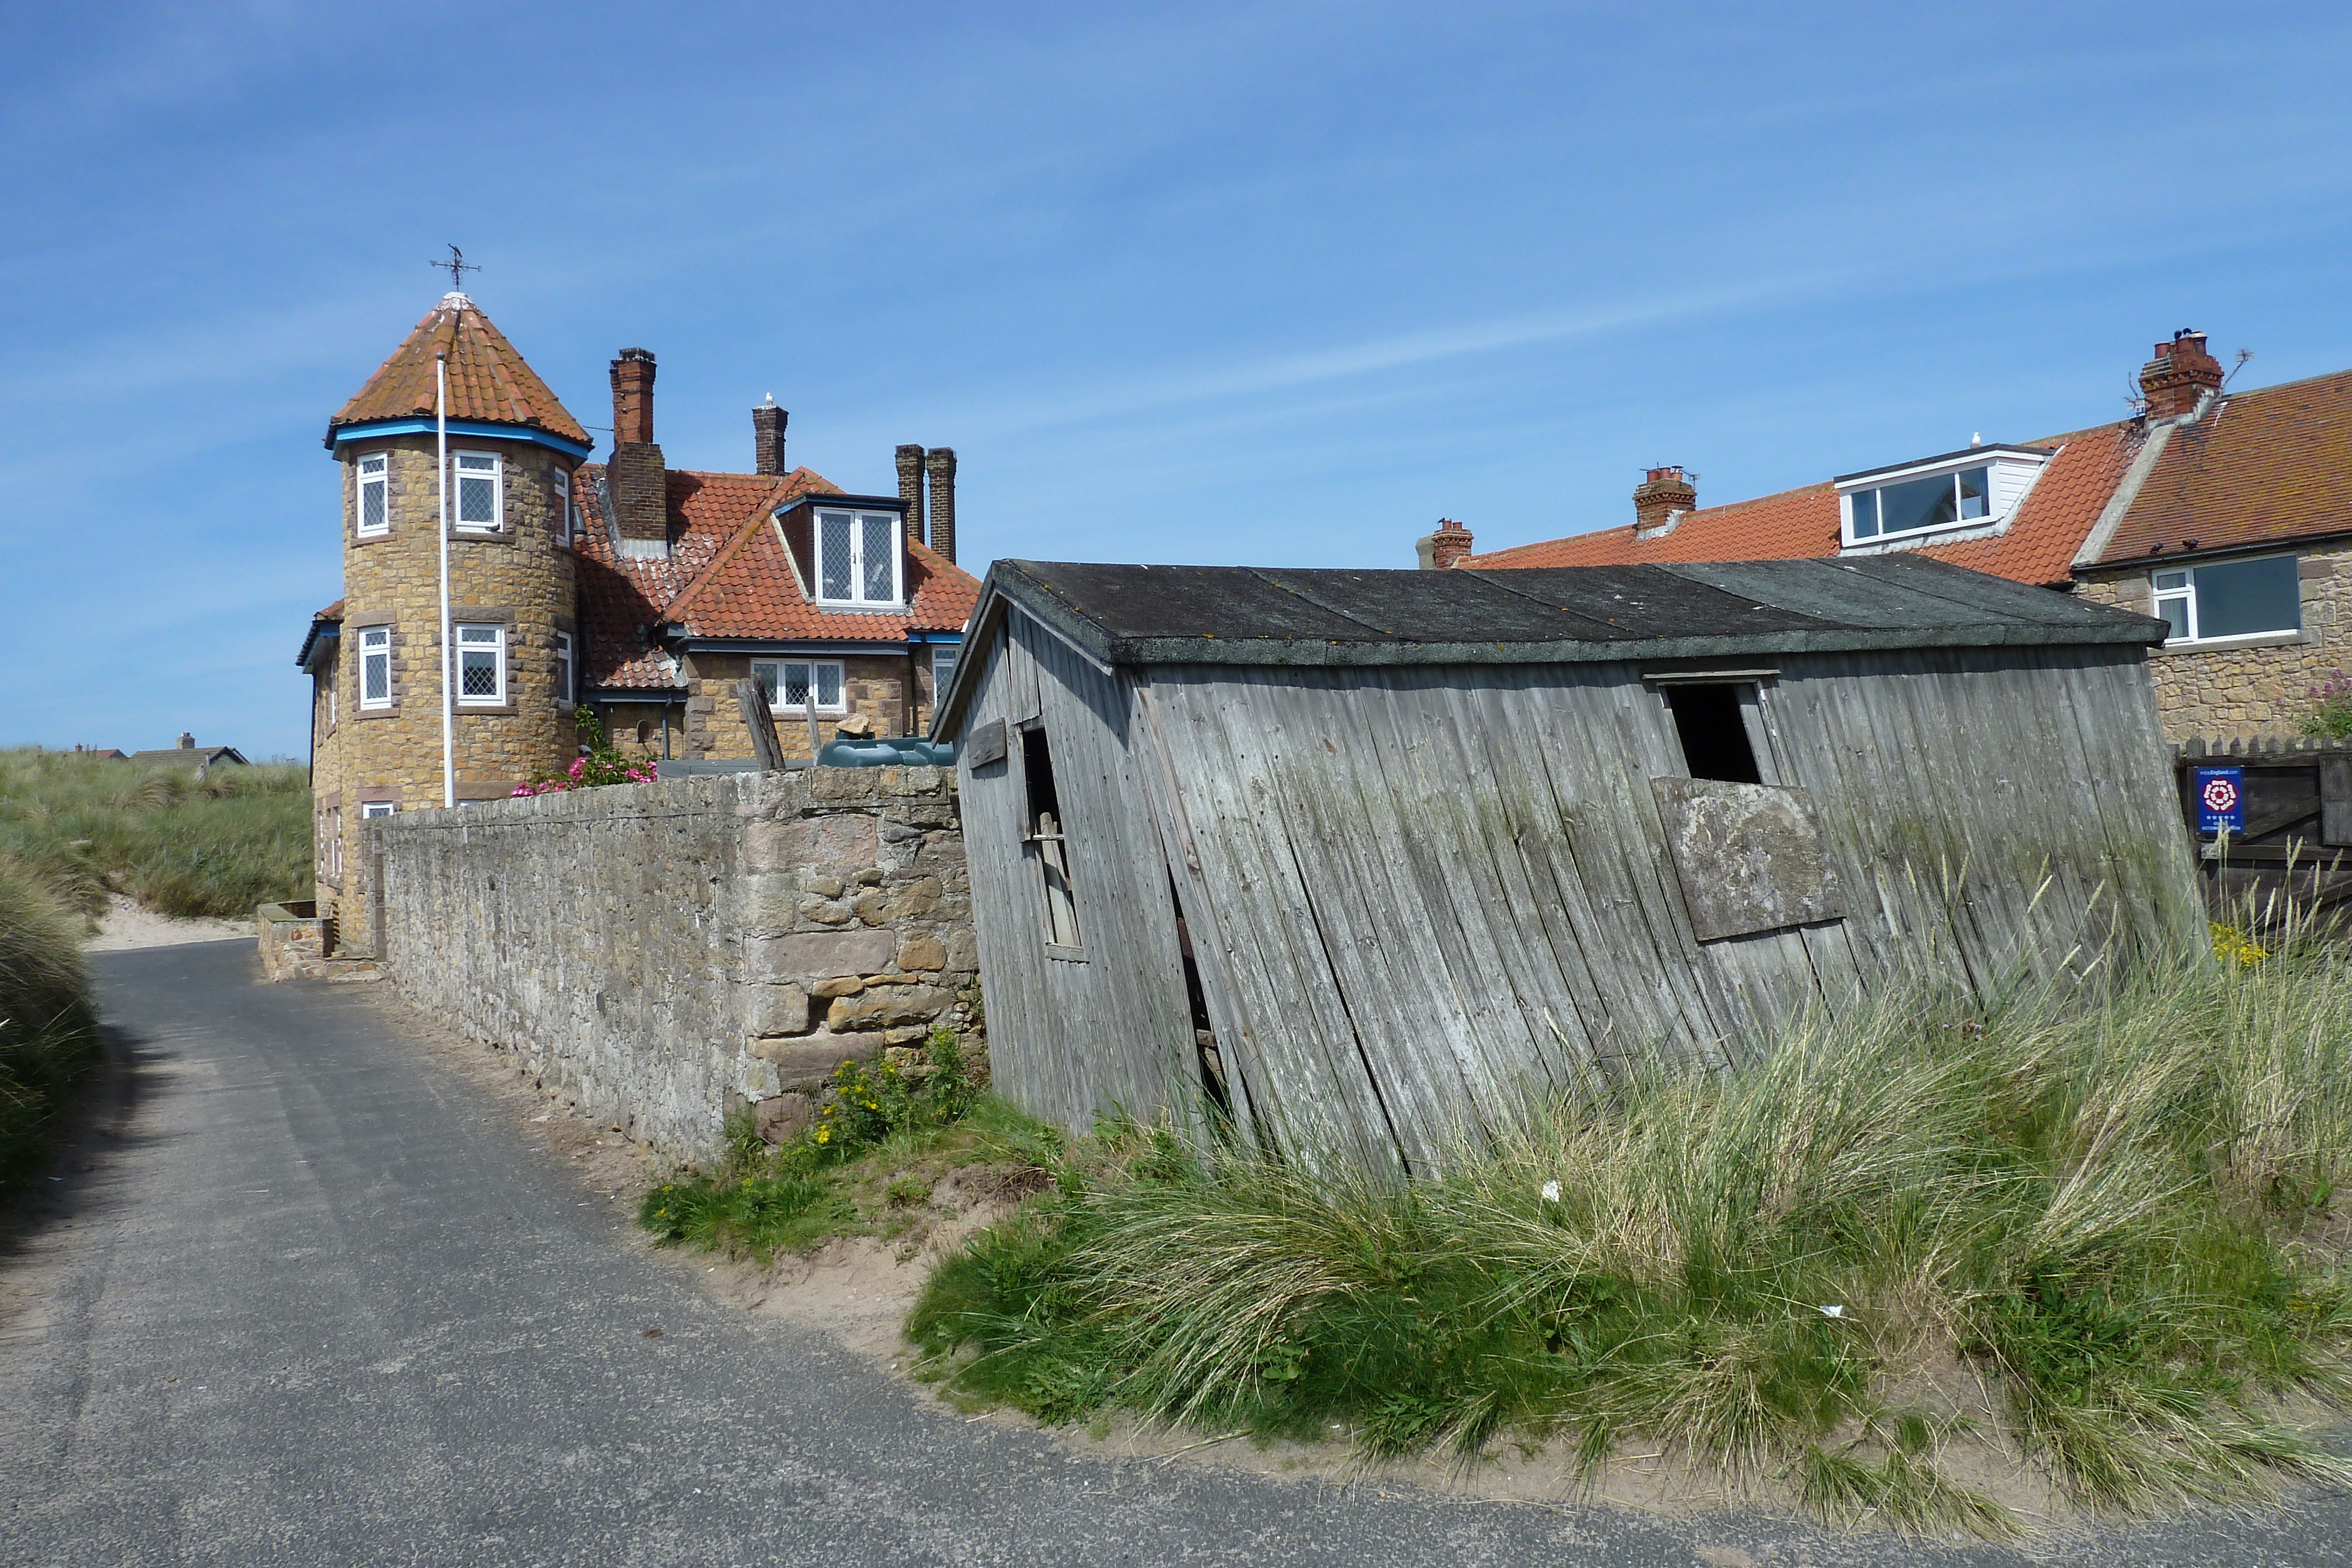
xmin=1021 ymin=726 xmax=1083 ymax=951
xmin=1665 ymin=684 xmax=1763 ymax=785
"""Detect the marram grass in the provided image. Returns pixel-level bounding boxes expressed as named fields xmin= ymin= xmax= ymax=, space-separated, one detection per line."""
xmin=0 ymin=852 xmax=101 ymax=1189
xmin=910 ymin=922 xmax=2352 ymax=1533
xmin=0 ymin=747 xmax=310 ymax=920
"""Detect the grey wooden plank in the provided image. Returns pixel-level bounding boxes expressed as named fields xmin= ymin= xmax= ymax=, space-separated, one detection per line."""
xmin=1141 ymin=669 xmax=1405 ymax=1175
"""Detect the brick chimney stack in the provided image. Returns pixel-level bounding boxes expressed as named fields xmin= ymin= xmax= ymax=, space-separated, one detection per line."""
xmin=607 ymin=349 xmax=667 ymax=541
xmin=1421 ymin=518 xmax=1473 ymax=569
xmin=1634 ymin=466 xmax=1696 ymax=535
xmin=896 ymin=444 xmax=927 ymax=547
xmin=2140 ymin=329 xmax=2225 ymax=420
xmin=753 ymin=399 xmax=788 ymax=476
xmin=177 ymin=732 xmax=195 ymax=750
xmin=924 ymin=448 xmax=958 ymax=564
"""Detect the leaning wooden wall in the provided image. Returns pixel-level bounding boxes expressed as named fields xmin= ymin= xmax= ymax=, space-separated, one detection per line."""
xmin=956 ymin=609 xmax=1206 ymax=1137
xmin=1131 ymin=645 xmax=2203 ymax=1175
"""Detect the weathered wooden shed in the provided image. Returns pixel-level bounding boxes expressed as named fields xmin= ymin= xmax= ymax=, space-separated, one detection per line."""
xmin=933 ymin=555 xmax=2205 ymax=1174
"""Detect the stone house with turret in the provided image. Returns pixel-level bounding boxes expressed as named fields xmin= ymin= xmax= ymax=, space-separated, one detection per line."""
xmin=1433 ymin=329 xmax=2352 ymax=744
xmin=299 ymin=293 xmax=980 ymax=952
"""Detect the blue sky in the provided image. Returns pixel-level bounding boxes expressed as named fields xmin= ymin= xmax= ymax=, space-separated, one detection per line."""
xmin=4 ymin=2 xmax=2350 ymax=758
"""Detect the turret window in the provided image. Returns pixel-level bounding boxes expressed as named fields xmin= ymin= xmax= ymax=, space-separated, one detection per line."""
xmin=359 ymin=627 xmax=393 ymax=710
xmin=452 ymin=452 xmax=503 ymax=532
xmin=357 ymin=453 xmax=389 ymax=538
xmin=553 ymin=630 xmax=575 ymax=708
xmin=457 ymin=624 xmax=506 ymax=704
xmin=553 ymin=469 xmax=573 ymax=546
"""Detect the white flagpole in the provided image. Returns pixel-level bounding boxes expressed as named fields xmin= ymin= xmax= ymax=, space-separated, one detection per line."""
xmin=436 ymin=349 xmax=455 ymax=810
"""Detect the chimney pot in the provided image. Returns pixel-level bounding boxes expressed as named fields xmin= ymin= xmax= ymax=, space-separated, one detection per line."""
xmin=177 ymin=732 xmax=195 ymax=749
xmin=1633 ymin=466 xmax=1698 ymax=534
xmin=2139 ymin=328 xmax=2223 ymax=420
xmin=753 ymin=401 xmax=789 ymax=477
xmin=1420 ymin=518 xmax=1473 ymax=569
xmin=608 ymin=349 xmax=667 ymax=541
xmin=924 ymin=447 xmax=958 ymax=565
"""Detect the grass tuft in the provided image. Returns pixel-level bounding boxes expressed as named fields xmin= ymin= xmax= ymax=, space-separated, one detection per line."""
xmin=908 ymin=921 xmax=2352 ymax=1529
xmin=0 ymin=852 xmax=102 ymax=1192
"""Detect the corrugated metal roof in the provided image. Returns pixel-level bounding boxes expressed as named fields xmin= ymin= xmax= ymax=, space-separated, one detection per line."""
xmin=978 ymin=556 xmax=2165 ymax=673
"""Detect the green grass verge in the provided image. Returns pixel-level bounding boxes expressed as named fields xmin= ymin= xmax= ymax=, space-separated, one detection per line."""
xmin=639 ymin=1031 xmax=1061 ymax=1266
xmin=0 ymin=852 xmax=102 ymax=1193
xmin=0 ymin=747 xmax=311 ymax=921
xmin=907 ymin=931 xmax=2352 ymax=1533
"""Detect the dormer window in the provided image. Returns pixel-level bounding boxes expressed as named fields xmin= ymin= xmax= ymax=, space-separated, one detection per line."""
xmin=816 ymin=509 xmax=902 ymax=606
xmin=1837 ymin=445 xmax=2049 ymax=550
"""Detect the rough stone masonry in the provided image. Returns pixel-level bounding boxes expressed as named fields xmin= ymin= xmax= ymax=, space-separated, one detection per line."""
xmin=369 ymin=765 xmax=978 ymax=1162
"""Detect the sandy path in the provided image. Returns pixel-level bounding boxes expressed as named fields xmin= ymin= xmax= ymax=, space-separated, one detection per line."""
xmin=80 ymin=893 xmax=253 ymax=952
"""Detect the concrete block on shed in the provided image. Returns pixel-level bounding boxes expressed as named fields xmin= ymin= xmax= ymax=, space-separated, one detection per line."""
xmin=745 ymin=928 xmax=898 ymax=984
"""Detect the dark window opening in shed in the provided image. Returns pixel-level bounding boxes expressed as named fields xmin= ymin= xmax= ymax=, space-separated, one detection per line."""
xmin=1666 ymin=684 xmax=1763 ymax=785
xmin=1022 ymin=727 xmax=1083 ymax=949
xmin=1170 ymin=875 xmax=1231 ymax=1118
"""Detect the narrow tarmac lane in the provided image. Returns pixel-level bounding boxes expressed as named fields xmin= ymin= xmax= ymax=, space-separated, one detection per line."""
xmin=2 ymin=941 xmax=2346 ymax=1566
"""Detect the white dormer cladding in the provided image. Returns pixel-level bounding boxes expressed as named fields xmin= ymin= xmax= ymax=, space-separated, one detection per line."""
xmin=1835 ymin=443 xmax=2051 ymax=553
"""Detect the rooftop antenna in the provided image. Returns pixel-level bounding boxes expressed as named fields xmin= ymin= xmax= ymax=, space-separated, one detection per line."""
xmin=432 ymin=244 xmax=480 ymax=293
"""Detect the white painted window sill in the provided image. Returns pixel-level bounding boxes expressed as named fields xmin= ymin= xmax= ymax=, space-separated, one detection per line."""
xmin=2154 ymin=630 xmax=2305 ymax=655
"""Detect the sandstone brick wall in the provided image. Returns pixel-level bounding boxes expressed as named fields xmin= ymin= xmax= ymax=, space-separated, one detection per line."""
xmin=681 ymin=651 xmax=917 ymax=761
xmin=315 ymin=432 xmax=581 ymax=951
xmin=370 ymin=765 xmax=979 ymax=1162
xmin=2078 ymin=543 xmax=2352 ymax=742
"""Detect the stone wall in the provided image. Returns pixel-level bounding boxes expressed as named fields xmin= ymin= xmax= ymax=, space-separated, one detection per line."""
xmin=370 ymin=765 xmax=977 ymax=1162
xmin=2077 ymin=541 xmax=2352 ymax=742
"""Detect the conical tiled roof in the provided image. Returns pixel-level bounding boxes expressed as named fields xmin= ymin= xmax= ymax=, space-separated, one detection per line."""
xmin=326 ymin=293 xmax=589 ymax=449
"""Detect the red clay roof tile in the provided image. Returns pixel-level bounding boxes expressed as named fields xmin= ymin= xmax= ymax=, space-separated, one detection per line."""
xmin=2089 ymin=369 xmax=2352 ymax=564
xmin=1464 ymin=420 xmax=2140 ymax=589
xmin=572 ymin=462 xmax=980 ymax=693
xmin=328 ymin=295 xmax=589 ymax=448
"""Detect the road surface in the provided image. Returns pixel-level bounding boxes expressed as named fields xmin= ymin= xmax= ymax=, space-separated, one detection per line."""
xmin=2 ymin=939 xmax=2347 ymax=1566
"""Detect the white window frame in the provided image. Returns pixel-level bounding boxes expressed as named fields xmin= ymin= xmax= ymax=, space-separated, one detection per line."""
xmin=362 ymin=801 xmax=397 ymax=819
xmin=455 ymin=623 xmax=507 ymax=706
xmin=358 ymin=626 xmax=393 ymax=711
xmin=324 ymin=806 xmax=342 ymax=880
xmin=1836 ymin=447 xmax=2049 ymax=551
xmin=356 ymin=452 xmax=390 ymax=539
xmin=553 ymin=467 xmax=572 ymax=547
xmin=450 ymin=450 xmax=504 ymax=533
xmin=751 ymin=658 xmax=847 ymax=714
xmin=812 ymin=509 xmax=904 ymax=607
xmin=2150 ymin=554 xmax=2304 ymax=647
xmin=553 ymin=629 xmax=575 ymax=709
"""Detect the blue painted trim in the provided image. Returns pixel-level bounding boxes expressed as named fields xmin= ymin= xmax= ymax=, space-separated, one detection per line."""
xmin=332 ymin=418 xmax=593 ymax=460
